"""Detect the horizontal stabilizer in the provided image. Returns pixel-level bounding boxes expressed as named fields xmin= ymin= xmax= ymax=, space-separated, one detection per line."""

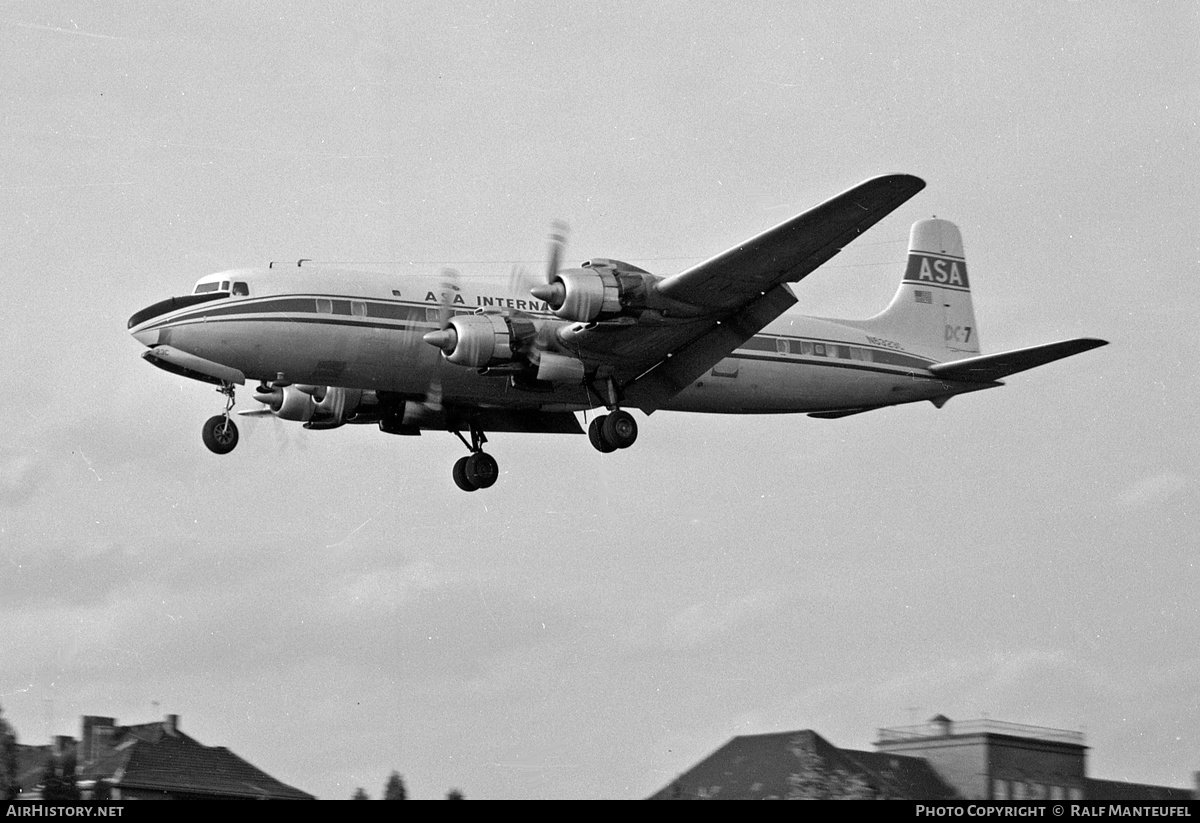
xmin=929 ymin=338 xmax=1108 ymax=383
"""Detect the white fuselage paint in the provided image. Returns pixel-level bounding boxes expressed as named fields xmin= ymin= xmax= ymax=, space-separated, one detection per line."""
xmin=130 ymin=266 xmax=960 ymax=416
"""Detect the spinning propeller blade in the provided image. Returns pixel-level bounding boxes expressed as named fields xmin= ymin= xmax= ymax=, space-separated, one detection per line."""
xmin=531 ymin=221 xmax=569 ymax=306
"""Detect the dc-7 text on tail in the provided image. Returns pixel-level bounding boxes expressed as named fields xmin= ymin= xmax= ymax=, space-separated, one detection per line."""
xmin=128 ymin=174 xmax=1107 ymax=491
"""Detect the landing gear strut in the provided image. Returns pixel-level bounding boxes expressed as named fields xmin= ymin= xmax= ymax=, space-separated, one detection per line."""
xmin=451 ymin=423 xmax=498 ymax=492
xmin=588 ymin=378 xmax=638 ymax=453
xmin=202 ymin=382 xmax=239 ymax=455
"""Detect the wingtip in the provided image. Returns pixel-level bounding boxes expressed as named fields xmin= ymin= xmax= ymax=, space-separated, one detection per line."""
xmin=865 ymin=172 xmax=925 ymax=186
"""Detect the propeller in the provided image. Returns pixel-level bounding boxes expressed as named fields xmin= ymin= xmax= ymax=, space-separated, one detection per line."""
xmin=415 ymin=267 xmax=462 ymax=413
xmin=421 ymin=267 xmax=460 ymax=354
xmin=530 ymin=221 xmax=569 ymax=307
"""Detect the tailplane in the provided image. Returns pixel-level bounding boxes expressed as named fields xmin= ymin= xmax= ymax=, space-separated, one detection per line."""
xmin=929 ymin=338 xmax=1108 ymax=382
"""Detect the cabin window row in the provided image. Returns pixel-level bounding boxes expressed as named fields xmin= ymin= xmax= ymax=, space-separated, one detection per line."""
xmin=750 ymin=337 xmax=876 ymax=362
xmin=777 ymin=339 xmax=874 ymax=362
xmin=315 ymin=299 xmax=369 ymax=317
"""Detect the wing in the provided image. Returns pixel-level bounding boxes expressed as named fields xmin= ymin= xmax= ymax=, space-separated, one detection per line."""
xmin=564 ymin=174 xmax=926 ymax=409
xmin=655 ymin=173 xmax=926 ymax=312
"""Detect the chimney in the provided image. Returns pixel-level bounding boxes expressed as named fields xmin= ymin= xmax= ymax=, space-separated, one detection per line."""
xmin=81 ymin=717 xmax=115 ymax=766
xmin=53 ymin=735 xmax=74 ymax=758
xmin=930 ymin=714 xmax=953 ymax=737
xmin=163 ymin=714 xmax=179 ymax=736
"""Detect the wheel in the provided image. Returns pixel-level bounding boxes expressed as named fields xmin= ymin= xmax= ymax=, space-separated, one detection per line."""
xmin=588 ymin=415 xmax=617 ymax=453
xmin=452 ymin=455 xmax=477 ymax=492
xmin=202 ymin=415 xmax=239 ymax=455
xmin=465 ymin=452 xmax=499 ymax=489
xmin=602 ymin=410 xmax=638 ymax=449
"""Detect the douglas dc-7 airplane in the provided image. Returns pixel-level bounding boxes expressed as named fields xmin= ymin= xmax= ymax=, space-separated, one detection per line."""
xmin=128 ymin=174 xmax=1106 ymax=491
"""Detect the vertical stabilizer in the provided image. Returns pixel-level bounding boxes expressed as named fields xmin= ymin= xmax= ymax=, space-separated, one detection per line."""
xmin=842 ymin=218 xmax=981 ymax=360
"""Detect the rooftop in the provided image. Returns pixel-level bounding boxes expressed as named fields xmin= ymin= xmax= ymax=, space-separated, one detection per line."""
xmin=876 ymin=718 xmax=1085 ymax=747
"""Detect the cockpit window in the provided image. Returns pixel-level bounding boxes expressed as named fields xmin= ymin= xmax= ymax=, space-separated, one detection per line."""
xmin=194 ymin=282 xmax=221 ymax=294
xmin=232 ymin=281 xmax=249 ymax=296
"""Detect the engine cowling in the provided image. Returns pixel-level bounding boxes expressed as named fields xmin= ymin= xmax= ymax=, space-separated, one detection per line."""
xmin=531 ymin=259 xmax=659 ymax=322
xmin=308 ymin=387 xmax=363 ymax=429
xmin=252 ymin=385 xmax=363 ymax=428
xmin=542 ymin=268 xmax=620 ymax=321
xmin=253 ymin=384 xmax=317 ymax=421
xmin=424 ymin=313 xmax=519 ymax=368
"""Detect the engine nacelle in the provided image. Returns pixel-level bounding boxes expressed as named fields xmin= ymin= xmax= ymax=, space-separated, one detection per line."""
xmin=536 ymin=352 xmax=585 ymax=383
xmin=534 ymin=260 xmax=659 ymax=322
xmin=253 ymin=385 xmax=363 ymax=428
xmin=547 ymin=268 xmax=621 ymax=321
xmin=254 ymin=385 xmax=317 ymax=422
xmin=432 ymin=313 xmax=519 ymax=368
xmin=307 ymin=387 xmax=363 ymax=430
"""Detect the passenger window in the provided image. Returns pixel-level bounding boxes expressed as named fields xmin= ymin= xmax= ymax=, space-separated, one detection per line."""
xmin=813 ymin=343 xmax=826 ymax=357
xmin=316 ymin=298 xmax=333 ymax=314
xmin=233 ymin=282 xmax=249 ymax=296
xmin=776 ymin=339 xmax=788 ymax=354
xmin=351 ymin=301 xmax=367 ymax=317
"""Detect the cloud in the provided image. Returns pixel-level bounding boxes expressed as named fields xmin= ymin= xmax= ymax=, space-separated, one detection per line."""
xmin=0 ymin=446 xmax=46 ymax=506
xmin=661 ymin=592 xmax=787 ymax=650
xmin=1115 ymin=473 xmax=1190 ymax=508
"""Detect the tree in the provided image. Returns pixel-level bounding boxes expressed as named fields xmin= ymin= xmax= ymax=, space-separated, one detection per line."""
xmin=0 ymin=706 xmax=18 ymax=801
xmin=785 ymin=740 xmax=875 ymax=800
xmin=40 ymin=752 xmax=81 ymax=803
xmin=351 ymin=787 xmax=369 ymax=800
xmin=383 ymin=771 xmax=406 ymax=800
xmin=446 ymin=788 xmax=464 ymax=800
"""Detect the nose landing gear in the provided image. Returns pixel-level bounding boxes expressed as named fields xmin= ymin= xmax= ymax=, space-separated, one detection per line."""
xmin=451 ymin=423 xmax=499 ymax=492
xmin=202 ymin=383 xmax=239 ymax=455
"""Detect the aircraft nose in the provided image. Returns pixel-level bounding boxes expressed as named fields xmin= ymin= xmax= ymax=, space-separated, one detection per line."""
xmin=128 ymin=292 xmax=220 ymax=346
xmin=128 ymin=301 xmax=167 ymax=346
xmin=130 ymin=324 xmax=160 ymax=347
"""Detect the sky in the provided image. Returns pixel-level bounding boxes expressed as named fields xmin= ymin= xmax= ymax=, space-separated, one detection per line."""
xmin=1 ymin=0 xmax=1196 ymax=800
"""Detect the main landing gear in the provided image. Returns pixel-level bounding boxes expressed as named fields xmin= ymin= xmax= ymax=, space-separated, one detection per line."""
xmin=451 ymin=423 xmax=498 ymax=492
xmin=202 ymin=382 xmax=239 ymax=455
xmin=588 ymin=409 xmax=638 ymax=452
xmin=587 ymin=378 xmax=638 ymax=454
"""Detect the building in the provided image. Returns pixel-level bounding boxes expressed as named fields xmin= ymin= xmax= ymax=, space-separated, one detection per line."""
xmin=650 ymin=714 xmax=1196 ymax=801
xmin=16 ymin=714 xmax=313 ymax=800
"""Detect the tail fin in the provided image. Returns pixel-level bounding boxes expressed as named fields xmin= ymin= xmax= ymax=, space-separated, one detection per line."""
xmin=843 ymin=218 xmax=981 ymax=360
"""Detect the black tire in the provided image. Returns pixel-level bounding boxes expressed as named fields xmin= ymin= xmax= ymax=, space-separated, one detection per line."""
xmin=602 ymin=410 xmax=638 ymax=449
xmin=452 ymin=455 xmax=477 ymax=492
xmin=202 ymin=415 xmax=239 ymax=455
xmin=588 ymin=415 xmax=617 ymax=453
xmin=465 ymin=452 xmax=499 ymax=489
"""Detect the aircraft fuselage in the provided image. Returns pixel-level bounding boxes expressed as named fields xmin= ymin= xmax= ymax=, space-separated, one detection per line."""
xmin=129 ymin=264 xmax=962 ymax=417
